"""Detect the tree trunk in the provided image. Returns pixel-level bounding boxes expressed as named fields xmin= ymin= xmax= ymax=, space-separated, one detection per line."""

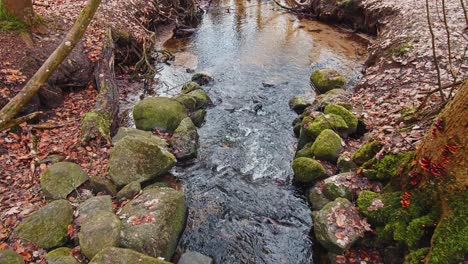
xmin=0 ymin=0 xmax=102 ymax=131
xmin=0 ymin=0 xmax=35 ymax=26
xmin=412 ymin=81 xmax=467 ymax=263
xmin=80 ymin=30 xmax=120 ymax=144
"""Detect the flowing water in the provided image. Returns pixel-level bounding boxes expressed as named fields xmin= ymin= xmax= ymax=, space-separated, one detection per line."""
xmin=152 ymin=0 xmax=366 ymax=263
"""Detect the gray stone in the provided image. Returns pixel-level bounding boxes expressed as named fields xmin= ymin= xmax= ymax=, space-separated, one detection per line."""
xmin=117 ymin=181 xmax=141 ymax=200
xmin=78 ymin=195 xmax=113 ymax=220
xmin=171 ymin=117 xmax=199 ymax=160
xmin=288 ymin=96 xmax=314 ymax=114
xmin=89 ymin=176 xmax=117 ymax=195
xmin=40 ymin=162 xmax=89 ymax=200
xmin=112 ymin=127 xmax=157 ymax=144
xmin=46 ymin=247 xmax=79 ymax=264
xmin=191 ymin=72 xmax=214 ymax=85
xmin=89 ymin=247 xmax=171 ymax=264
xmin=79 ymin=211 xmax=121 ymax=259
xmin=308 ymin=184 xmax=331 ymax=211
xmin=178 ymin=251 xmax=213 ymax=264
xmin=133 ymin=97 xmax=188 ymax=132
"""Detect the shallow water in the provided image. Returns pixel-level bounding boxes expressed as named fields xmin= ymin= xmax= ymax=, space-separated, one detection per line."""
xmin=154 ymin=0 xmax=366 ymax=263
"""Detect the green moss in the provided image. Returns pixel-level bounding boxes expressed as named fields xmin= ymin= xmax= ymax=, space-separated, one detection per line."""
xmin=0 ymin=249 xmax=24 ymax=264
xmin=40 ymin=162 xmax=89 ymax=200
xmin=391 ymin=43 xmax=413 ymax=57
xmin=133 ymin=97 xmax=188 ymax=132
xmin=291 ymin=157 xmax=327 ymax=184
xmin=428 ymin=192 xmax=468 ymax=264
xmin=302 ymin=113 xmax=349 ymax=139
xmin=175 ymin=94 xmax=197 ymax=111
xmin=310 ymin=129 xmax=343 ymax=162
xmin=352 ymin=141 xmax=383 ymax=165
xmin=181 ymin=81 xmax=201 ymax=94
xmin=190 ymin=109 xmax=207 ymax=127
xmin=46 ymin=247 xmax=79 ymax=264
xmin=0 ymin=4 xmax=27 ymax=31
xmin=80 ymin=111 xmax=112 ymax=142
xmin=89 ymin=247 xmax=171 ymax=264
xmin=310 ymin=69 xmax=346 ymax=93
xmin=187 ymin=89 xmax=212 ymax=109
xmin=400 ymin=107 xmax=418 ymax=122
xmin=324 ymin=104 xmax=358 ymax=134
xmin=373 ymin=151 xmax=415 ymax=181
xmin=404 ymin=248 xmax=429 ymax=264
xmin=296 ymin=142 xmax=314 ymax=158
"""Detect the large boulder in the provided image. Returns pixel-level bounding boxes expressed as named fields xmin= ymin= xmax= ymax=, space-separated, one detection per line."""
xmin=15 ymin=200 xmax=73 ymax=249
xmin=119 ymin=188 xmax=186 ymax=259
xmin=324 ymin=104 xmax=358 ymax=134
xmin=77 ymin=195 xmax=113 ymax=223
xmin=0 ymin=249 xmax=24 ymax=264
xmin=310 ymin=69 xmax=346 ymax=94
xmin=352 ymin=141 xmax=383 ymax=165
xmin=292 ymin=157 xmax=327 ymax=184
xmin=133 ymin=97 xmax=188 ymax=132
xmin=89 ymin=247 xmax=171 ymax=264
xmin=89 ymin=176 xmax=117 ymax=195
xmin=46 ymin=247 xmax=79 ymax=264
xmin=112 ymin=127 xmax=157 ymax=144
xmin=178 ymin=251 xmax=213 ymax=264
xmin=171 ymin=117 xmax=199 ymax=160
xmin=108 ymin=134 xmax=176 ymax=187
xmin=79 ymin=211 xmax=122 ymax=259
xmin=40 ymin=162 xmax=89 ymax=200
xmin=313 ymin=198 xmax=371 ymax=253
xmin=311 ymin=129 xmax=343 ymax=162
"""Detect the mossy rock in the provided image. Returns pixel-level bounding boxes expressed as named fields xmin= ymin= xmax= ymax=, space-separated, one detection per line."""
xmin=190 ymin=109 xmax=207 ymax=127
xmin=323 ymin=176 xmax=353 ymax=200
xmin=89 ymin=175 xmax=117 ymax=195
xmin=288 ymin=96 xmax=314 ymax=114
xmin=117 ymin=181 xmax=141 ymax=200
xmin=112 ymin=127 xmax=160 ymax=144
xmin=175 ymin=94 xmax=198 ymax=111
xmin=295 ymin=143 xmax=314 ymax=158
xmin=311 ymin=129 xmax=343 ymax=163
xmin=15 ymin=200 xmax=73 ymax=249
xmin=0 ymin=249 xmax=24 ymax=264
xmin=108 ymin=134 xmax=176 ymax=187
xmin=181 ymin=81 xmax=202 ymax=94
xmin=78 ymin=195 xmax=113 ymax=220
xmin=46 ymin=247 xmax=79 ymax=264
xmin=324 ymin=104 xmax=358 ymax=134
xmin=373 ymin=151 xmax=415 ymax=181
xmin=191 ymin=72 xmax=214 ymax=85
xmin=79 ymin=211 xmax=122 ymax=259
xmin=336 ymin=155 xmax=358 ymax=173
xmin=89 ymin=247 xmax=172 ymax=264
xmin=403 ymin=248 xmax=429 ymax=264
xmin=314 ymin=89 xmax=353 ymax=110
xmin=40 ymin=162 xmax=89 ymax=200
xmin=119 ymin=188 xmax=187 ymax=259
xmin=352 ymin=141 xmax=383 ymax=165
xmin=310 ymin=69 xmax=346 ymax=94
xmin=171 ymin=117 xmax=199 ymax=160
xmin=133 ymin=97 xmax=188 ymax=132
xmin=143 ymin=181 xmax=170 ymax=190
xmin=187 ymin=89 xmax=212 ymax=109
xmin=304 ymin=113 xmax=349 ymax=140
xmin=308 ymin=185 xmax=331 ymax=211
xmin=178 ymin=251 xmax=214 ymax=264
xmin=291 ymin=157 xmax=327 ymax=184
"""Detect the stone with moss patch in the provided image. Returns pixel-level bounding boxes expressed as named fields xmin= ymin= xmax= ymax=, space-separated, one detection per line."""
xmin=308 ymin=184 xmax=330 ymax=211
xmin=79 ymin=211 xmax=122 ymax=259
xmin=191 ymin=72 xmax=214 ymax=85
xmin=89 ymin=247 xmax=171 ymax=264
xmin=175 ymin=94 xmax=198 ymax=111
xmin=404 ymin=248 xmax=429 ymax=264
xmin=310 ymin=69 xmax=346 ymax=93
xmin=190 ymin=109 xmax=207 ymax=127
xmin=313 ymin=89 xmax=353 ymax=110
xmin=311 ymin=129 xmax=343 ymax=162
xmin=323 ymin=175 xmax=353 ymax=200
xmin=46 ymin=247 xmax=79 ymax=264
xmin=15 ymin=200 xmax=73 ymax=249
xmin=40 ymin=162 xmax=88 ymax=200
xmin=292 ymin=157 xmax=327 ymax=184
xmin=187 ymin=89 xmax=212 ymax=109
xmin=89 ymin=175 xmax=117 ymax=195
xmin=302 ymin=114 xmax=349 ymax=140
xmin=78 ymin=195 xmax=113 ymax=220
xmin=0 ymin=249 xmax=24 ymax=264
xmin=324 ymin=104 xmax=358 ymax=134
xmin=352 ymin=141 xmax=383 ymax=165
xmin=288 ymin=96 xmax=314 ymax=114
xmin=171 ymin=117 xmax=199 ymax=160
xmin=109 ymin=134 xmax=176 ymax=187
xmin=119 ymin=188 xmax=187 ymax=259
xmin=117 ymin=181 xmax=141 ymax=200
xmin=112 ymin=127 xmax=159 ymax=144
xmin=337 ymin=155 xmax=357 ymax=173
xmin=295 ymin=143 xmax=314 ymax=158
xmin=133 ymin=97 xmax=188 ymax=132
xmin=181 ymin=81 xmax=202 ymax=94
xmin=80 ymin=111 xmax=112 ymax=143
xmin=372 ymin=152 xmax=415 ymax=181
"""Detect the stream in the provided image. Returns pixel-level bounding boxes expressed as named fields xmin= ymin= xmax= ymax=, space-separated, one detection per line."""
xmin=154 ymin=0 xmax=366 ymax=263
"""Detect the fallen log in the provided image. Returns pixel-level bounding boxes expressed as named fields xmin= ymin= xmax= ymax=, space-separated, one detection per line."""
xmin=80 ymin=30 xmax=120 ymax=144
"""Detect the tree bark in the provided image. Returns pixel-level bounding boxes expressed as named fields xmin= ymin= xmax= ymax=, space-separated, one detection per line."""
xmin=0 ymin=0 xmax=36 ymax=26
xmin=80 ymin=30 xmax=120 ymax=144
xmin=0 ymin=0 xmax=102 ymax=131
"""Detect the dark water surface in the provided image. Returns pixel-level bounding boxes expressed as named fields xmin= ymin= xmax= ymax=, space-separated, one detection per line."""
xmin=154 ymin=0 xmax=365 ymax=263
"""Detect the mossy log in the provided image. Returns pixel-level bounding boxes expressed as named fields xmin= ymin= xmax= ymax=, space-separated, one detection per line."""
xmin=80 ymin=30 xmax=119 ymax=144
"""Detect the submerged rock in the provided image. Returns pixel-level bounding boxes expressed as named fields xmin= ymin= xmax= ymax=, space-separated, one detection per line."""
xmin=15 ymin=200 xmax=73 ymax=249
xmin=40 ymin=162 xmax=89 ymax=200
xmin=324 ymin=104 xmax=358 ymax=134
xmin=352 ymin=141 xmax=383 ymax=165
xmin=117 ymin=181 xmax=141 ymax=200
xmin=313 ymin=198 xmax=370 ymax=253
xmin=292 ymin=157 xmax=327 ymax=183
xmin=89 ymin=247 xmax=171 ymax=264
xmin=178 ymin=251 xmax=214 ymax=264
xmin=288 ymin=96 xmax=314 ymax=114
xmin=311 ymin=129 xmax=343 ymax=162
xmin=46 ymin=247 xmax=79 ymax=264
xmin=191 ymin=72 xmax=214 ymax=85
xmin=310 ymin=69 xmax=346 ymax=93
xmin=108 ymin=134 xmax=176 ymax=187
xmin=79 ymin=211 xmax=122 ymax=259
xmin=0 ymin=249 xmax=24 ymax=264
xmin=133 ymin=97 xmax=188 ymax=132
xmin=119 ymin=188 xmax=187 ymax=259
xmin=171 ymin=117 xmax=199 ymax=160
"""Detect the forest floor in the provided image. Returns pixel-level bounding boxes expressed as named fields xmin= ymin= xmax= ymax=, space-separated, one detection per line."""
xmin=0 ymin=0 xmax=466 ymax=263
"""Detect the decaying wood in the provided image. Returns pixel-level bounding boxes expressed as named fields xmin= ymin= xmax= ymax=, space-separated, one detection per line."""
xmin=0 ymin=0 xmax=101 ymax=131
xmin=80 ymin=30 xmax=119 ymax=144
